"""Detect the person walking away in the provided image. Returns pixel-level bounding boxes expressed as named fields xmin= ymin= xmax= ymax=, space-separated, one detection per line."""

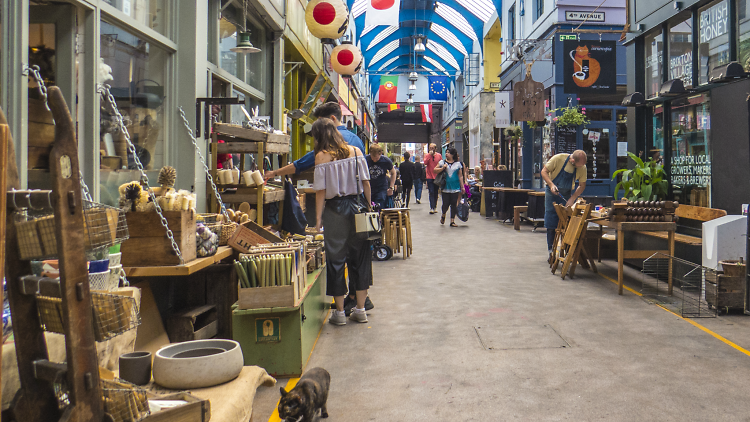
xmin=540 ymin=150 xmax=588 ymax=260
xmin=398 ymin=152 xmax=416 ymax=207
xmin=424 ymin=143 xmax=442 ymax=214
xmin=413 ymin=157 xmax=425 ymax=204
xmin=312 ymin=118 xmax=373 ymax=325
xmin=367 ymin=144 xmax=396 ymax=210
xmin=434 ymin=147 xmax=465 ymax=227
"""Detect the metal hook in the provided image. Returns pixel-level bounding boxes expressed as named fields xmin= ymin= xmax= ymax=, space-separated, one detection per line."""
xmin=10 ymin=189 xmax=18 ymax=210
xmin=25 ymin=193 xmax=35 ymax=210
xmin=46 ymin=191 xmax=53 ymax=209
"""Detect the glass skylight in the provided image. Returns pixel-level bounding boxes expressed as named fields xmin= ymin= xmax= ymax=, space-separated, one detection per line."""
xmin=434 ymin=2 xmax=478 ymax=41
xmin=430 ymin=23 xmax=468 ymax=56
xmin=370 ymin=39 xmax=400 ymax=65
xmin=367 ymin=26 xmax=399 ymax=50
xmin=426 ymin=39 xmax=460 ymax=69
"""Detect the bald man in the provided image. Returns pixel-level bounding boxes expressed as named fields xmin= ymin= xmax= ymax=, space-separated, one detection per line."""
xmin=540 ymin=150 xmax=588 ymax=256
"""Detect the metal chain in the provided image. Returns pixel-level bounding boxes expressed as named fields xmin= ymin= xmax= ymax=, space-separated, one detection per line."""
xmin=24 ymin=64 xmax=93 ymax=202
xmin=99 ymin=84 xmax=184 ymax=264
xmin=177 ymin=107 xmax=230 ymax=221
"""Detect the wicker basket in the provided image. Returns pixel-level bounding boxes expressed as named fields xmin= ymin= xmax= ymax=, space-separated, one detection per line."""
xmin=37 ymin=292 xmax=140 ymax=342
xmin=197 ymin=213 xmax=219 ymax=224
xmin=101 ymin=379 xmax=150 ymax=422
xmin=219 ymin=222 xmax=238 ymax=246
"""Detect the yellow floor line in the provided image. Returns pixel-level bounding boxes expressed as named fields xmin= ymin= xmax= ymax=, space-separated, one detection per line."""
xmin=598 ymin=271 xmax=750 ymax=358
xmin=268 ymin=377 xmax=300 ymax=422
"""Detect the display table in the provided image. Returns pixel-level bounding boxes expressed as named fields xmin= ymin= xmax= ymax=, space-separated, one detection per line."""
xmin=589 ymin=220 xmax=676 ymax=295
xmin=232 ymin=266 xmax=328 ymax=377
xmin=124 ymin=247 xmax=237 ymax=341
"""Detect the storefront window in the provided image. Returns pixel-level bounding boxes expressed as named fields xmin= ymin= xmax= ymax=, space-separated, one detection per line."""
xmin=99 ymin=21 xmax=169 ymax=206
xmin=670 ymin=93 xmax=711 ymax=207
xmin=616 ymin=111 xmax=628 ymax=171
xmin=699 ymin=0 xmax=730 ymax=84
xmin=586 ymin=108 xmax=612 ymax=121
xmin=103 ymin=0 xmax=168 ymax=36
xmin=669 ymin=13 xmax=694 ymax=88
xmin=645 ymin=30 xmax=664 ymax=98
xmin=582 ymin=128 xmax=610 ymax=179
xmin=219 ymin=6 xmax=264 ymax=89
xmin=649 ymin=105 xmax=665 ymax=164
xmin=737 ymin=0 xmax=750 ymax=71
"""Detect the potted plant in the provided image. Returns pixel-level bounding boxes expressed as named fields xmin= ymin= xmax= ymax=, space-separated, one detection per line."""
xmin=611 ymin=152 xmax=668 ymax=201
xmin=551 ymin=106 xmax=590 ymax=127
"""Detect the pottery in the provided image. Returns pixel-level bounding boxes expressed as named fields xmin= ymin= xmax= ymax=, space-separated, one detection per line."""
xmin=152 ymin=339 xmax=243 ymax=389
xmin=119 ymin=351 xmax=152 ymax=386
xmin=88 ymin=259 xmax=110 ymax=273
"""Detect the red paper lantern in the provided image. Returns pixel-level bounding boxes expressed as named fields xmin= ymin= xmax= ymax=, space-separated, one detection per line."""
xmin=331 ymin=42 xmax=363 ymax=75
xmin=305 ymin=0 xmax=349 ymax=41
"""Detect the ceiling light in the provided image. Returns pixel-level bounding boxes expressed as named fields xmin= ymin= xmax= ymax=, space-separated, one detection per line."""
xmin=409 ymin=82 xmax=417 ymax=90
xmin=414 ymin=37 xmax=426 ymax=53
xmin=408 ymin=71 xmax=419 ymax=81
xmin=230 ymin=31 xmax=261 ymax=53
xmin=407 ymin=94 xmax=414 ymax=104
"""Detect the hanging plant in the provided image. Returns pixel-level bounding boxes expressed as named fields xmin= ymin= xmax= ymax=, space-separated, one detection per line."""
xmin=504 ymin=126 xmax=522 ymax=142
xmin=527 ymin=119 xmax=547 ymax=129
xmin=551 ymin=106 xmax=590 ymax=127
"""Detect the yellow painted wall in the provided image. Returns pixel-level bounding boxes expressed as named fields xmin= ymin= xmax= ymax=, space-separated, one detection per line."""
xmin=484 ymin=18 xmax=502 ymax=91
xmin=285 ymin=0 xmax=323 ymax=71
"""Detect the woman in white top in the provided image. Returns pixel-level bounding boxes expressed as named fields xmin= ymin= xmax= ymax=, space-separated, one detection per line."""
xmin=313 ymin=118 xmax=373 ymax=325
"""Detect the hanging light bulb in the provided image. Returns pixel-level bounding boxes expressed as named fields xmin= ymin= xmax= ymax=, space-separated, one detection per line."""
xmin=408 ymin=71 xmax=418 ymax=81
xmin=407 ymin=94 xmax=414 ymax=104
xmin=231 ymin=0 xmax=261 ymax=54
xmin=409 ymin=82 xmax=417 ymax=90
xmin=414 ymin=37 xmax=426 ymax=53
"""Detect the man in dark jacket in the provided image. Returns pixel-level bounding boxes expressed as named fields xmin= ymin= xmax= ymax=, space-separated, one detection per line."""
xmin=413 ymin=157 xmax=425 ymax=204
xmin=398 ymin=152 xmax=416 ymax=207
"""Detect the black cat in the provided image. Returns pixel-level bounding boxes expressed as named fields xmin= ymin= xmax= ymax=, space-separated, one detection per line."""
xmin=278 ymin=367 xmax=330 ymax=422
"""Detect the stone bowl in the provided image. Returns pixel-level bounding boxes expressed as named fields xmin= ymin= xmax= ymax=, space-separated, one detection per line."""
xmin=152 ymin=339 xmax=243 ymax=389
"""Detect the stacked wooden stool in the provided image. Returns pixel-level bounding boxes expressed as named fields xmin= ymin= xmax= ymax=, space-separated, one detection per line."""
xmin=381 ymin=208 xmax=413 ymax=259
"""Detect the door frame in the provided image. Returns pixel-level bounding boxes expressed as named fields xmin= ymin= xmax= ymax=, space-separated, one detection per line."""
xmin=582 ymin=122 xmax=617 ymax=196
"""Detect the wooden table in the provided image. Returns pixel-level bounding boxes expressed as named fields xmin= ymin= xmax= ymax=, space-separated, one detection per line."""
xmin=589 ymin=220 xmax=676 ymax=295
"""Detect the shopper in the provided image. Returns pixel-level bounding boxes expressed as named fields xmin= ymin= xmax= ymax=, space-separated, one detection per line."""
xmin=367 ymin=144 xmax=396 ymax=210
xmin=541 ymin=150 xmax=588 ymax=258
xmin=312 ymin=118 xmax=373 ymax=325
xmin=434 ymin=147 xmax=465 ymax=227
xmin=413 ymin=157 xmax=425 ymax=204
xmin=398 ymin=152 xmax=416 ymax=207
xmin=264 ymin=102 xmax=365 ymax=179
xmin=424 ymin=143 xmax=442 ymax=214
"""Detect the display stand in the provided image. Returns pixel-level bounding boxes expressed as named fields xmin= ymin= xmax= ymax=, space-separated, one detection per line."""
xmin=210 ymin=123 xmax=291 ymax=226
xmin=232 ymin=266 xmax=328 ymax=377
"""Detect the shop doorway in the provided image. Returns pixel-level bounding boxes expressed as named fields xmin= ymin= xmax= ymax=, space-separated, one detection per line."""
xmin=582 ymin=122 xmax=616 ymax=196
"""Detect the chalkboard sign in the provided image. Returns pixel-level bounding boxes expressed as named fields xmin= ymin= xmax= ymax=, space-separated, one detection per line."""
xmin=483 ymin=170 xmax=513 ymax=188
xmin=555 ymin=125 xmax=577 ymax=154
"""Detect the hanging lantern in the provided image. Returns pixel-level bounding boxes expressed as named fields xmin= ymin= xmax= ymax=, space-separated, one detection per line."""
xmin=305 ymin=0 xmax=349 ymax=42
xmin=331 ymin=42 xmax=363 ymax=76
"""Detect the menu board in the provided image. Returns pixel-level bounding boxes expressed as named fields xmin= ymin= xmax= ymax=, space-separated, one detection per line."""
xmin=555 ymin=125 xmax=578 ymax=154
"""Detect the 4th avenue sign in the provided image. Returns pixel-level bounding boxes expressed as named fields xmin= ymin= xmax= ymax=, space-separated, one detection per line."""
xmin=565 ymin=11 xmax=605 ymax=22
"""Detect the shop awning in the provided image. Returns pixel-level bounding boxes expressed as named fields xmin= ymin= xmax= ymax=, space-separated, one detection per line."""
xmin=339 ymin=100 xmax=354 ymax=116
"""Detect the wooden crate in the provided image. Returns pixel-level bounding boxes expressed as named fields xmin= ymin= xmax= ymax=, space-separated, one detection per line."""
xmin=706 ymin=273 xmax=745 ymax=311
xmin=121 ymin=211 xmax=196 ymax=266
xmin=142 ymin=392 xmax=211 ymax=422
xmin=236 ymin=243 xmax=307 ymax=310
xmin=166 ymin=305 xmax=219 ymax=342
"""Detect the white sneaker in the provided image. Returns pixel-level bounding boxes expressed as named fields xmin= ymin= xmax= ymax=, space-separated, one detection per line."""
xmin=329 ymin=311 xmax=346 ymax=325
xmin=349 ymin=310 xmax=368 ymax=323
xmin=416 ymin=199 xmax=421 ymax=204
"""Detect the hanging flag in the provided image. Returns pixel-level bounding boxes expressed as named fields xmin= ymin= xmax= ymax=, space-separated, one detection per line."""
xmin=495 ymin=92 xmax=510 ymax=128
xmin=420 ymin=103 xmax=433 ymax=123
xmin=365 ymin=0 xmax=401 ymax=27
xmin=388 ymin=104 xmax=400 ymax=111
xmin=428 ymin=76 xmax=449 ymax=101
xmin=379 ymin=76 xmax=399 ymax=103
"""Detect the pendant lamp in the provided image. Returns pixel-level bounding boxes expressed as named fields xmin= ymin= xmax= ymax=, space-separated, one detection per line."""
xmin=230 ymin=0 xmax=261 ymax=54
xmin=414 ymin=37 xmax=426 ymax=53
xmin=306 ymin=0 xmax=349 ymax=42
xmin=409 ymin=82 xmax=417 ymax=90
xmin=331 ymin=41 xmax=363 ymax=75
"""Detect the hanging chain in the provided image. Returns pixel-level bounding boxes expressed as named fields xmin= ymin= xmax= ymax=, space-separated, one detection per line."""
xmin=99 ymin=84 xmax=184 ymax=264
xmin=23 ymin=64 xmax=94 ymax=202
xmin=178 ymin=107 xmax=230 ymax=221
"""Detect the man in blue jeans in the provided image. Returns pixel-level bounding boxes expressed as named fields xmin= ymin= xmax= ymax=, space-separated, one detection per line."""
xmin=423 ymin=143 xmax=442 ymax=214
xmin=264 ymin=102 xmax=373 ymax=315
xmin=413 ymin=156 xmax=424 ymax=204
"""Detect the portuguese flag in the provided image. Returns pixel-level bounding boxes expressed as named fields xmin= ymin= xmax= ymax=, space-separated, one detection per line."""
xmin=379 ymin=76 xmax=399 ymax=103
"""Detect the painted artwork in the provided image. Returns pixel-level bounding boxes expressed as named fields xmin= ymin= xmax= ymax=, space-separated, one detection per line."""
xmin=563 ymin=40 xmax=616 ymax=94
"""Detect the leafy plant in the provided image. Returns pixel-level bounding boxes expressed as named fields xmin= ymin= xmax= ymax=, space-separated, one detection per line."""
xmin=551 ymin=106 xmax=590 ymax=127
xmin=527 ymin=119 xmax=547 ymax=129
xmin=611 ymin=152 xmax=668 ymax=201
xmin=504 ymin=126 xmax=522 ymax=142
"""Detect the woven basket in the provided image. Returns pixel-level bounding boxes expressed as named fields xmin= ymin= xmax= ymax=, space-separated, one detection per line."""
xmin=219 ymin=222 xmax=238 ymax=246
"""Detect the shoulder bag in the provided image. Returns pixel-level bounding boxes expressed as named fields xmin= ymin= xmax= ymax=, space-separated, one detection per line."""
xmin=352 ymin=151 xmax=382 ymax=239
xmin=433 ymin=161 xmax=447 ymax=189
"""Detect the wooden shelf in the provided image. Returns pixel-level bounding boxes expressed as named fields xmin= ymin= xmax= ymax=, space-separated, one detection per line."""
xmin=213 ymin=123 xmax=290 ymax=146
xmin=123 ymin=246 xmax=234 ymax=277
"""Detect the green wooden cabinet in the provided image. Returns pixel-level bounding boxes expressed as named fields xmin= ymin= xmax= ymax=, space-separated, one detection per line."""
xmin=232 ymin=267 xmax=328 ymax=377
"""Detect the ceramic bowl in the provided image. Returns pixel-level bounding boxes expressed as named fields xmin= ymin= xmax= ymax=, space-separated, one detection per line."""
xmin=152 ymin=339 xmax=243 ymax=389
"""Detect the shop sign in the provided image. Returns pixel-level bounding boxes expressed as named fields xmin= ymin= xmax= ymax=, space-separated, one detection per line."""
xmin=671 ymin=154 xmax=712 ymax=186
xmin=513 ymin=77 xmax=544 ymax=121
xmin=563 ymin=40 xmax=616 ymax=94
xmin=670 ymin=51 xmax=693 ymax=87
xmin=495 ymin=91 xmax=511 ymax=128
xmin=700 ymin=0 xmax=728 ymax=44
xmin=256 ymin=317 xmax=281 ymax=343
xmin=565 ymin=11 xmax=605 ymax=22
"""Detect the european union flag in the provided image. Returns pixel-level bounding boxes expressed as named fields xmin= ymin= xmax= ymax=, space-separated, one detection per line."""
xmin=428 ymin=76 xmax=449 ymax=101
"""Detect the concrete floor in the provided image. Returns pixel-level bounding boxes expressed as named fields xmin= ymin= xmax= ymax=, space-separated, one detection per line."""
xmin=252 ymin=203 xmax=750 ymax=421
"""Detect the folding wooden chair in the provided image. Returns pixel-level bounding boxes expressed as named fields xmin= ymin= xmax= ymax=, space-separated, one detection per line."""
xmin=552 ymin=203 xmax=597 ymax=279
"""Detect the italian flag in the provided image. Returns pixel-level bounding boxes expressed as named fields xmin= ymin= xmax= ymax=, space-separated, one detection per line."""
xmin=421 ymin=103 xmax=432 ymax=123
xmin=379 ymin=76 xmax=399 ymax=103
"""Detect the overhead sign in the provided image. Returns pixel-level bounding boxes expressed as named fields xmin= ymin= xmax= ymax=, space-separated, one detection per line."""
xmin=563 ymin=40 xmax=616 ymax=94
xmin=404 ymin=105 xmax=416 ymax=113
xmin=513 ymin=77 xmax=545 ymax=121
xmin=565 ymin=11 xmax=605 ymax=22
